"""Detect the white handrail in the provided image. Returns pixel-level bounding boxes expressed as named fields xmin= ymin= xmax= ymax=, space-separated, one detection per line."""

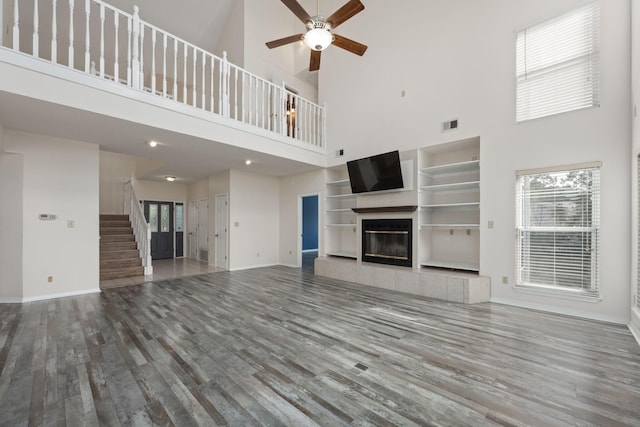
xmin=124 ymin=176 xmax=152 ymax=275
xmin=5 ymin=0 xmax=325 ymax=149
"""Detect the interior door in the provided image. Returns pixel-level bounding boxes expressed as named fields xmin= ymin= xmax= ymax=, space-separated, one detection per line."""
xmin=198 ymin=199 xmax=209 ymax=261
xmin=144 ymin=201 xmax=174 ymax=260
xmin=188 ymin=200 xmax=198 ymax=259
xmin=215 ymin=194 xmax=228 ymax=269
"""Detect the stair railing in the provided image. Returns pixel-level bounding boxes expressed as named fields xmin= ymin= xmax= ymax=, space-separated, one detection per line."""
xmin=124 ymin=175 xmax=152 ymax=275
xmin=5 ymin=0 xmax=326 ymax=149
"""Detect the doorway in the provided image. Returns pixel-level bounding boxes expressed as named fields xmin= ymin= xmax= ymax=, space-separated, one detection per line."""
xmin=299 ymin=194 xmax=319 ymax=272
xmin=188 ymin=200 xmax=198 ymax=259
xmin=198 ymin=199 xmax=209 ymax=262
xmin=143 ymin=201 xmax=174 ymax=260
xmin=215 ymin=194 xmax=229 ymax=269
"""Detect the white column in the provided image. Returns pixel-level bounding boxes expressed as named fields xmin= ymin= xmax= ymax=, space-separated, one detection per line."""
xmin=131 ymin=5 xmax=140 ymax=89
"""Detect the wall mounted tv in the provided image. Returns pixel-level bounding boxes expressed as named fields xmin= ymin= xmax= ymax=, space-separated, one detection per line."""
xmin=347 ymin=150 xmax=404 ymax=194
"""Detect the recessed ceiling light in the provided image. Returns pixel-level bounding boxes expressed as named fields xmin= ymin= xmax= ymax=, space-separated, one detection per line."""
xmin=245 ymin=160 xmax=252 ymax=165
xmin=165 ymin=176 xmax=176 ymax=182
xmin=148 ymin=140 xmax=159 ymax=148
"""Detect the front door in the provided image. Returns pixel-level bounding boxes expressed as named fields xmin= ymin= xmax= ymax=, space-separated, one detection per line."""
xmin=144 ymin=201 xmax=174 ymax=259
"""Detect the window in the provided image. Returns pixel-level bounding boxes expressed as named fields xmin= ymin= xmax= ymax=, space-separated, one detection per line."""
xmin=516 ymin=163 xmax=601 ymax=297
xmin=516 ymin=2 xmax=600 ymax=122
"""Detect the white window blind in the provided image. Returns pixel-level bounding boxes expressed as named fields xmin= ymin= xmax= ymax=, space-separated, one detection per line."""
xmin=516 ymin=165 xmax=600 ymax=296
xmin=516 ymin=2 xmax=600 ymax=122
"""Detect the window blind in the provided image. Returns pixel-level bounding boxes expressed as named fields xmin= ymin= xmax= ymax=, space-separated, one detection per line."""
xmin=516 ymin=166 xmax=600 ymax=296
xmin=516 ymin=2 xmax=600 ymax=122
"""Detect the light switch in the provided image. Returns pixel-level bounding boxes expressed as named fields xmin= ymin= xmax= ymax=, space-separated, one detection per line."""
xmin=68 ymin=220 xmax=75 ymax=228
xmin=488 ymin=220 xmax=495 ymax=229
xmin=234 ymin=221 xmax=239 ymax=227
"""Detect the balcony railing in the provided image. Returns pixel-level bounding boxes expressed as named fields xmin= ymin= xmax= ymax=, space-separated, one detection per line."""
xmin=5 ymin=0 xmax=326 ymax=149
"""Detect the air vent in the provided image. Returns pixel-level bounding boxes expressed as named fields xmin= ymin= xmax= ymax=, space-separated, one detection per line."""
xmin=336 ymin=149 xmax=344 ymax=157
xmin=441 ymin=119 xmax=459 ymax=132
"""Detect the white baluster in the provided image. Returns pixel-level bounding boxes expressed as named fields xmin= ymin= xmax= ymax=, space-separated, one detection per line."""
xmin=210 ymin=57 xmax=215 ymax=112
xmin=255 ymin=77 xmax=259 ymax=126
xmin=218 ymin=56 xmax=223 ymax=114
xmin=151 ymin=29 xmax=156 ymax=94
xmin=12 ymin=0 xmax=19 ymax=50
xmin=173 ymin=38 xmax=178 ymax=98
xmin=281 ymin=82 xmax=287 ymax=136
xmin=99 ymin=4 xmax=105 ymax=77
xmin=139 ymin=24 xmax=145 ymax=89
xmin=241 ymin=72 xmax=246 ymax=122
xmin=33 ymin=0 xmax=39 ymax=56
xmin=162 ymin=33 xmax=167 ymax=97
xmin=113 ymin=12 xmax=119 ymax=83
xmin=201 ymin=53 xmax=206 ymax=110
xmin=126 ymin=16 xmax=131 ymax=85
xmin=267 ymin=84 xmax=272 ymax=130
xmin=192 ymin=48 xmax=196 ymax=107
xmin=234 ymin=68 xmax=238 ymax=120
xmin=183 ymin=44 xmax=187 ymax=104
xmin=131 ymin=6 xmax=140 ymax=89
xmin=84 ymin=0 xmax=90 ymax=72
xmin=248 ymin=76 xmax=253 ymax=125
xmin=68 ymin=0 xmax=74 ymax=67
xmin=51 ymin=0 xmax=57 ymax=63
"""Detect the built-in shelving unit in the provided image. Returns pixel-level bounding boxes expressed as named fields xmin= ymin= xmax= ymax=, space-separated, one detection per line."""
xmin=324 ymin=172 xmax=357 ymax=259
xmin=418 ymin=139 xmax=480 ymax=272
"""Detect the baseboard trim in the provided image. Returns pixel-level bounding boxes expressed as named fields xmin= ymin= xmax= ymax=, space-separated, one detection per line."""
xmin=279 ymin=263 xmax=300 ymax=269
xmin=629 ymin=308 xmax=640 ymax=346
xmin=0 ymin=297 xmax=23 ymax=304
xmin=490 ymin=297 xmax=628 ymax=325
xmin=229 ymin=263 xmax=278 ymax=272
xmin=21 ymin=288 xmax=101 ymax=303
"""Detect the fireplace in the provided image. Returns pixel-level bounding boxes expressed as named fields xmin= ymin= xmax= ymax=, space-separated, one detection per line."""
xmin=362 ymin=219 xmax=412 ymax=267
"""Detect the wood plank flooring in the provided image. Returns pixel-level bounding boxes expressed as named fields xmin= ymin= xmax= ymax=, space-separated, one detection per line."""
xmin=1 ymin=266 xmax=640 ymax=426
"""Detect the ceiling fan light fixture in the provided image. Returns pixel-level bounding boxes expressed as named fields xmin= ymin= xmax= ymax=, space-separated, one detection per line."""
xmin=304 ymin=28 xmax=333 ymax=51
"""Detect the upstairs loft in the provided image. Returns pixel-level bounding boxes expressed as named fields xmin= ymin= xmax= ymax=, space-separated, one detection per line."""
xmin=0 ymin=0 xmax=328 ymax=178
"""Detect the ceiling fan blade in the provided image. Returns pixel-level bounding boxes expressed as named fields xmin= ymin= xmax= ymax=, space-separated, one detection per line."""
xmin=332 ymin=34 xmax=368 ymax=56
xmin=281 ymin=0 xmax=312 ymax=24
xmin=310 ymin=50 xmax=321 ymax=71
xmin=266 ymin=34 xmax=304 ymax=49
xmin=326 ymin=0 xmax=365 ymax=29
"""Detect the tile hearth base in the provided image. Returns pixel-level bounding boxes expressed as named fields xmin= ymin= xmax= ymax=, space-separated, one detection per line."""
xmin=315 ymin=256 xmax=490 ymax=304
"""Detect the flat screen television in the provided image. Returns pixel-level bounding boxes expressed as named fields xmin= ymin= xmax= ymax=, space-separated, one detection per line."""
xmin=347 ymin=150 xmax=404 ymax=194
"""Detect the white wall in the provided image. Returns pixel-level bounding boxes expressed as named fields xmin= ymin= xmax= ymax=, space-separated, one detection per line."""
xmin=228 ymin=169 xmax=279 ymax=270
xmin=279 ymin=169 xmax=325 ymax=267
xmin=630 ymin=0 xmax=640 ymax=340
xmin=216 ymin=0 xmax=245 ymax=65
xmin=100 ymin=151 xmax=136 ymax=214
xmin=319 ymin=0 xmax=632 ymax=323
xmin=4 ymin=130 xmax=100 ymax=300
xmin=136 ymin=180 xmax=187 ymax=203
xmin=0 ymin=151 xmax=23 ymax=301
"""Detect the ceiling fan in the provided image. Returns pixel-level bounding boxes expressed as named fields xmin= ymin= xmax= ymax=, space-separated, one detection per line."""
xmin=265 ymin=0 xmax=368 ymax=71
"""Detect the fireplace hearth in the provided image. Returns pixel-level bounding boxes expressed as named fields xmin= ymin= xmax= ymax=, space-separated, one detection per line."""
xmin=362 ymin=219 xmax=412 ymax=267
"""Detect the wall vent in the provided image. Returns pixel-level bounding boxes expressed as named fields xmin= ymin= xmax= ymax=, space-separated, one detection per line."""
xmin=336 ymin=149 xmax=345 ymax=157
xmin=441 ymin=119 xmax=459 ymax=132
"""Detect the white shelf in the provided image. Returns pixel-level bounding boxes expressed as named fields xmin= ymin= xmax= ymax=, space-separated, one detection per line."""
xmin=326 ymin=208 xmax=354 ymax=213
xmin=326 ymin=179 xmax=351 ymax=186
xmin=420 ymin=202 xmax=480 ymax=209
xmin=420 ymin=160 xmax=479 ymax=176
xmin=326 ymin=223 xmax=357 ymax=227
xmin=420 ymin=224 xmax=480 ymax=229
xmin=420 ymin=259 xmax=480 ymax=272
xmin=326 ymin=251 xmax=357 ymax=260
xmin=326 ymin=193 xmax=357 ymax=199
xmin=420 ymin=181 xmax=480 ymax=192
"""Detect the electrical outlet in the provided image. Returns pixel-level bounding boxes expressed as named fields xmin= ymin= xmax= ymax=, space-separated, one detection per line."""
xmin=48 ymin=276 xmax=53 ymax=283
xmin=502 ymin=276 xmax=508 ymax=285
xmin=68 ymin=220 xmax=75 ymax=228
xmin=488 ymin=220 xmax=495 ymax=229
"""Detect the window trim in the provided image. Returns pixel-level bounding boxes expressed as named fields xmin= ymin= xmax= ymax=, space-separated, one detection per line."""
xmin=515 ymin=163 xmax=601 ymax=297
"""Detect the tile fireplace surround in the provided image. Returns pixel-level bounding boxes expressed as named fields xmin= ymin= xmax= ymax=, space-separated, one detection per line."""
xmin=315 ymin=256 xmax=490 ymax=304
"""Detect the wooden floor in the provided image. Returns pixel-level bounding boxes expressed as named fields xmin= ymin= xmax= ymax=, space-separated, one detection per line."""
xmin=1 ymin=267 xmax=639 ymax=426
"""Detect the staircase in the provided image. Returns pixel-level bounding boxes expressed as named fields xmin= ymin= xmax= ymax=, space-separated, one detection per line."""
xmin=100 ymin=214 xmax=144 ymax=280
